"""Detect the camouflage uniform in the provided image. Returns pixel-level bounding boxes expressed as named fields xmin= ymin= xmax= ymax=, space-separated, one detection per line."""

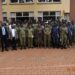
xmin=44 ymin=24 xmax=51 ymax=48
xmin=16 ymin=25 xmax=20 ymax=47
xmin=32 ymin=24 xmax=38 ymax=47
xmin=27 ymin=26 xmax=34 ymax=48
xmin=37 ymin=25 xmax=44 ymax=48
xmin=60 ymin=24 xmax=68 ymax=48
xmin=19 ymin=26 xmax=26 ymax=49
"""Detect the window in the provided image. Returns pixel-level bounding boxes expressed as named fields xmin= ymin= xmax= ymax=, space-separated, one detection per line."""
xmin=2 ymin=0 xmax=6 ymax=4
xmin=10 ymin=0 xmax=33 ymax=3
xmin=23 ymin=12 xmax=29 ymax=16
xmin=29 ymin=12 xmax=34 ymax=17
xmin=64 ymin=13 xmax=70 ymax=20
xmin=43 ymin=12 xmax=49 ymax=16
xmin=10 ymin=12 xmax=34 ymax=22
xmin=10 ymin=12 xmax=16 ymax=18
xmin=10 ymin=12 xmax=16 ymax=22
xmin=19 ymin=0 xmax=24 ymax=3
xmin=16 ymin=12 xmax=22 ymax=16
xmin=53 ymin=0 xmax=60 ymax=2
xmin=38 ymin=0 xmax=45 ymax=2
xmin=38 ymin=0 xmax=61 ymax=3
xmin=50 ymin=12 xmax=55 ymax=15
xmin=3 ymin=12 xmax=7 ymax=21
xmin=26 ymin=0 xmax=33 ymax=2
xmin=10 ymin=0 xmax=18 ymax=3
xmin=38 ymin=11 xmax=61 ymax=21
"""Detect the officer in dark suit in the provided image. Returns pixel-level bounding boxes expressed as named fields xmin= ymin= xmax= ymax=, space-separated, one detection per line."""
xmin=0 ymin=22 xmax=9 ymax=52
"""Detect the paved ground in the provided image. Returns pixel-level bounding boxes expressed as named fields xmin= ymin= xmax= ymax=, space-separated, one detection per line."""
xmin=0 ymin=48 xmax=75 ymax=75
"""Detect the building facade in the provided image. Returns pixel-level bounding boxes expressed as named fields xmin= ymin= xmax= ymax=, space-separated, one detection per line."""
xmin=0 ymin=0 xmax=3 ymax=22
xmin=2 ymin=0 xmax=70 ymax=22
xmin=70 ymin=0 xmax=75 ymax=21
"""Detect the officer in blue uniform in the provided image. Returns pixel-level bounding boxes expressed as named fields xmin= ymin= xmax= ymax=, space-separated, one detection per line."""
xmin=51 ymin=21 xmax=60 ymax=48
xmin=67 ymin=22 xmax=73 ymax=46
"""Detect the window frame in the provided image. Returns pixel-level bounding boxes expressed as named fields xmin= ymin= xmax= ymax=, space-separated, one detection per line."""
xmin=38 ymin=11 xmax=61 ymax=21
xmin=10 ymin=0 xmax=33 ymax=4
xmin=37 ymin=0 xmax=61 ymax=3
xmin=2 ymin=0 xmax=6 ymax=4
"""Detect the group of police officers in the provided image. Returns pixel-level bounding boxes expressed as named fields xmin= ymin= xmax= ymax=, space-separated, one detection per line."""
xmin=0 ymin=19 xmax=75 ymax=52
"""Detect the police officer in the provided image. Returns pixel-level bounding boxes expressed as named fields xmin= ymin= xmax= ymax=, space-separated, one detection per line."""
xmin=51 ymin=21 xmax=60 ymax=48
xmin=60 ymin=22 xmax=68 ymax=49
xmin=19 ymin=24 xmax=26 ymax=49
xmin=67 ymin=21 xmax=73 ymax=46
xmin=32 ymin=23 xmax=38 ymax=47
xmin=44 ymin=22 xmax=51 ymax=48
xmin=16 ymin=23 xmax=20 ymax=47
xmin=27 ymin=25 xmax=34 ymax=48
xmin=37 ymin=24 xmax=44 ymax=48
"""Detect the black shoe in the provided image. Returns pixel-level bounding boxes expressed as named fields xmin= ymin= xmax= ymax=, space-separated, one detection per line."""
xmin=1 ymin=50 xmax=4 ymax=52
xmin=5 ymin=49 xmax=8 ymax=51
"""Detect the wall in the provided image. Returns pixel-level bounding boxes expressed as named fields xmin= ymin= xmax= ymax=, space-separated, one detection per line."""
xmin=70 ymin=0 xmax=75 ymax=21
xmin=2 ymin=0 xmax=70 ymax=21
xmin=0 ymin=0 xmax=3 ymax=22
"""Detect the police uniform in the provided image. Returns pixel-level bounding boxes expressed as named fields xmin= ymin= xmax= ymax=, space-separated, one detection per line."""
xmin=16 ymin=25 xmax=20 ymax=47
xmin=51 ymin=24 xmax=60 ymax=48
xmin=60 ymin=24 xmax=68 ymax=48
xmin=32 ymin=24 xmax=38 ymax=47
xmin=37 ymin=25 xmax=44 ymax=48
xmin=67 ymin=22 xmax=73 ymax=46
xmin=27 ymin=26 xmax=34 ymax=48
xmin=19 ymin=25 xmax=26 ymax=49
xmin=44 ymin=24 xmax=51 ymax=48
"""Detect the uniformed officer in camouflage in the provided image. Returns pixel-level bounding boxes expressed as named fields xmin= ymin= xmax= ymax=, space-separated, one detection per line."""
xmin=37 ymin=24 xmax=44 ymax=48
xmin=19 ymin=24 xmax=26 ymax=49
xmin=44 ymin=23 xmax=52 ymax=48
xmin=60 ymin=22 xmax=68 ymax=49
xmin=27 ymin=25 xmax=34 ymax=48
xmin=16 ymin=23 xmax=20 ymax=47
xmin=32 ymin=23 xmax=38 ymax=47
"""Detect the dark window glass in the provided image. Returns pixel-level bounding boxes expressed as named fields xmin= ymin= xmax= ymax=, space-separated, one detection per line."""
xmin=26 ymin=0 xmax=33 ymax=2
xmin=46 ymin=0 xmax=52 ymax=2
xmin=43 ymin=12 xmax=49 ymax=16
xmin=16 ymin=12 xmax=22 ymax=16
xmin=2 ymin=0 xmax=5 ymax=3
xmin=50 ymin=12 xmax=55 ymax=15
xmin=53 ymin=0 xmax=60 ymax=2
xmin=23 ymin=12 xmax=29 ymax=16
xmin=38 ymin=0 xmax=45 ymax=2
xmin=19 ymin=0 xmax=24 ymax=3
xmin=10 ymin=0 xmax=18 ymax=3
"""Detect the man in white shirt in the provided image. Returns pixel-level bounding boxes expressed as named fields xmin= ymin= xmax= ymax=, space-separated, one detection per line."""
xmin=11 ymin=24 xmax=17 ymax=50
